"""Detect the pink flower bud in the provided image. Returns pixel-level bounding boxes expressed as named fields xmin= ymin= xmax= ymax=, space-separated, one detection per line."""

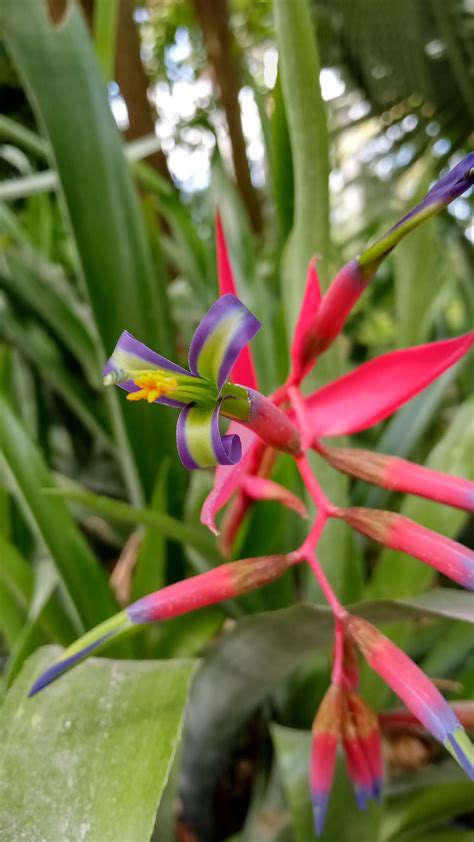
xmin=342 ymin=692 xmax=383 ymax=807
xmin=245 ymin=389 xmax=302 ymax=456
xmin=321 ymin=446 xmax=474 ymax=512
xmin=300 ymin=259 xmax=369 ymax=359
xmin=310 ymin=684 xmax=344 ymax=835
xmin=347 ymin=615 xmax=474 ymax=780
xmin=337 ymin=507 xmax=474 ymax=590
xmin=290 ymin=257 xmax=323 ymax=381
xmin=127 ymin=554 xmax=291 ymax=623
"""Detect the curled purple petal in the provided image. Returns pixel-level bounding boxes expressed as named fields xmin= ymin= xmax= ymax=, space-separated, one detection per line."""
xmin=177 ymin=402 xmax=242 ymax=470
xmin=188 ymin=294 xmax=261 ymax=391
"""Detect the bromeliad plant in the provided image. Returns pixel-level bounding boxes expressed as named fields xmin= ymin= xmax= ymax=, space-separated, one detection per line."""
xmin=29 ymin=156 xmax=474 ymax=834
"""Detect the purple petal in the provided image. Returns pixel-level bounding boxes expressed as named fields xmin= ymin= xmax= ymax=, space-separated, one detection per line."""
xmin=391 ymin=153 xmax=474 ymax=233
xmin=103 ymin=330 xmax=191 ymax=407
xmin=176 ymin=402 xmax=242 ymax=470
xmin=188 ymin=294 xmax=261 ymax=391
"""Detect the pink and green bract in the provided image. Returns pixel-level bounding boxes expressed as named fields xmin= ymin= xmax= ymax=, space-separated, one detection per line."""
xmin=28 ymin=156 xmax=474 ymax=835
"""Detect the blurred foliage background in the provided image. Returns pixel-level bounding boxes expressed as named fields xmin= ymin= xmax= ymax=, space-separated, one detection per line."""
xmin=0 ymin=0 xmax=473 ymax=840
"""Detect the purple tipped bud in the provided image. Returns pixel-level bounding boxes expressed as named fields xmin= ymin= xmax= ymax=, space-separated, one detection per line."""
xmin=337 ymin=507 xmax=474 ymax=590
xmin=321 ymin=446 xmax=474 ymax=512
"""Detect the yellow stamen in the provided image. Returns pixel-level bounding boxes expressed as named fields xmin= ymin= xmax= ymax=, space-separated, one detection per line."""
xmin=126 ymin=372 xmax=178 ymax=403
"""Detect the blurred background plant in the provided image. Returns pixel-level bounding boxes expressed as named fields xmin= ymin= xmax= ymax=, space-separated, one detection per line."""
xmin=0 ymin=0 xmax=472 ymax=840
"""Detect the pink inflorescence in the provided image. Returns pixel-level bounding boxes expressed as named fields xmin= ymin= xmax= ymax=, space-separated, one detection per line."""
xmin=28 ymin=158 xmax=474 ymax=834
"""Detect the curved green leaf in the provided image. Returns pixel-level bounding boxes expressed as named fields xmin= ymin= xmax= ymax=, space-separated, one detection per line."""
xmin=0 ymin=646 xmax=196 ymax=842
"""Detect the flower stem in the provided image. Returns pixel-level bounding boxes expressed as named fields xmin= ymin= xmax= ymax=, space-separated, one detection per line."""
xmin=332 ymin=618 xmax=346 ymax=684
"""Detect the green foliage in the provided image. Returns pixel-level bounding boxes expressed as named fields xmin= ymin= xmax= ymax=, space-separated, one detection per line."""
xmin=0 ymin=0 xmax=473 ymax=838
xmin=0 ymin=647 xmax=196 ymax=842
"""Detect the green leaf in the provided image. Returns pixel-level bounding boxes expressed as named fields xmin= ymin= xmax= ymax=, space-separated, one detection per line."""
xmin=132 ymin=460 xmax=169 ymax=601
xmin=48 ymin=484 xmax=223 ymax=568
xmin=381 ymin=781 xmax=474 ymax=840
xmin=0 ymin=115 xmax=49 ymax=160
xmin=0 ymin=249 xmax=98 ymax=381
xmin=394 ymin=167 xmax=440 ymax=347
xmin=0 ymin=398 xmax=118 ymax=631
xmin=1 ymin=0 xmax=177 ymax=497
xmin=272 ymin=725 xmax=381 ymax=842
xmin=0 ymin=646 xmax=196 ymax=842
xmin=273 ymin=0 xmax=330 ymax=330
xmin=180 ymin=592 xmax=471 ymax=831
xmin=1 ymin=313 xmax=113 ymax=449
xmin=92 ymin=0 xmax=119 ymax=81
xmin=269 ymin=71 xmax=294 ymax=243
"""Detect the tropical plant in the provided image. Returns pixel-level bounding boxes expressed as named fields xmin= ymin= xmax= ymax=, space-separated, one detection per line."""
xmin=0 ymin=1 xmax=473 ymax=841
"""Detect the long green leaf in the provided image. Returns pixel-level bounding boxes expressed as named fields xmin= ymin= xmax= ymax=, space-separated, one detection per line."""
xmin=394 ymin=166 xmax=440 ymax=347
xmin=0 ymin=249 xmax=98 ymax=381
xmin=47 ymin=485 xmax=223 ymax=568
xmin=92 ymin=0 xmax=119 ymax=81
xmin=273 ymin=0 xmax=330 ymax=329
xmin=0 ymin=646 xmax=196 ymax=842
xmin=0 ymin=399 xmax=118 ymax=631
xmin=381 ymin=781 xmax=474 ymax=840
xmin=1 ymin=0 xmax=177 ymax=497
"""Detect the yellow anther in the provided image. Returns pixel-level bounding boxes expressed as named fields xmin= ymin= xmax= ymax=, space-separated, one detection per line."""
xmin=126 ymin=372 xmax=178 ymax=403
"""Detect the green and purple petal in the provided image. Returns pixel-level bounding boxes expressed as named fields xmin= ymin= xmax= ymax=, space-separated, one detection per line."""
xmin=28 ymin=610 xmax=133 ymax=697
xmin=359 ymin=153 xmax=474 ymax=274
xmin=103 ymin=330 xmax=191 ymax=407
xmin=188 ymin=294 xmax=261 ymax=391
xmin=176 ymin=402 xmax=242 ymax=469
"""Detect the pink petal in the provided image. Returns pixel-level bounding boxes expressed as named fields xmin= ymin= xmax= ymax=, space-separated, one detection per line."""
xmin=215 ymin=211 xmax=259 ymax=390
xmin=304 ymin=333 xmax=474 ymax=437
xmin=290 ymin=257 xmax=322 ymax=380
xmin=241 ymin=475 xmax=307 ymax=518
xmin=200 ymin=422 xmax=260 ymax=534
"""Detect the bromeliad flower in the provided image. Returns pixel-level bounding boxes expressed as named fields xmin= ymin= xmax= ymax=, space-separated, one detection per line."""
xmin=28 ymin=156 xmax=474 ymax=837
xmin=103 ymin=294 xmax=301 ymax=469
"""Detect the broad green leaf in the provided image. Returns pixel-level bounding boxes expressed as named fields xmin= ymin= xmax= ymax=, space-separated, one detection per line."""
xmin=1 ymin=0 xmax=177 ymax=496
xmin=180 ymin=592 xmax=472 ymax=832
xmin=0 ymin=646 xmax=196 ymax=842
xmin=272 ymin=725 xmax=381 ymax=842
xmin=273 ymin=0 xmax=330 ymax=330
xmin=0 ymin=398 xmax=118 ymax=631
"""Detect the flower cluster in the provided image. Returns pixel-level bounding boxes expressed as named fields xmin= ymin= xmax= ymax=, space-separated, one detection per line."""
xmin=29 ymin=156 xmax=474 ymax=834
